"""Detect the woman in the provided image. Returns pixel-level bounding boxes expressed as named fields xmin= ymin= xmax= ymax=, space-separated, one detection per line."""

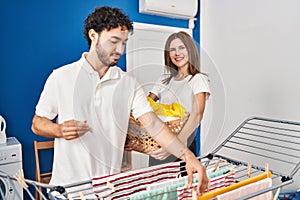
xmin=148 ymin=31 xmax=211 ymax=167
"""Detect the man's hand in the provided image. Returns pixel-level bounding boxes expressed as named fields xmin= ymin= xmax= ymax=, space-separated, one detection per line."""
xmin=182 ymin=150 xmax=209 ymax=195
xmin=32 ymin=115 xmax=90 ymax=139
xmin=60 ymin=120 xmax=91 ymax=140
xmin=137 ymin=112 xmax=209 ymax=194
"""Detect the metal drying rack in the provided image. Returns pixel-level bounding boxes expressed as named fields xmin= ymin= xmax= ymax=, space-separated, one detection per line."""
xmin=200 ymin=116 xmax=300 ymax=199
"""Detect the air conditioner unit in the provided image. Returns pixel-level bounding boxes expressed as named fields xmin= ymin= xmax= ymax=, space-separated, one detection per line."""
xmin=139 ymin=0 xmax=198 ymax=20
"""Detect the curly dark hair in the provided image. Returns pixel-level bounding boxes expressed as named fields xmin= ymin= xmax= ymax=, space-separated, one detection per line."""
xmin=83 ymin=6 xmax=133 ymax=47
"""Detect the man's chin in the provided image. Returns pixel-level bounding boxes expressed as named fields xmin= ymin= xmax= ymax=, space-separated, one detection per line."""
xmin=109 ymin=61 xmax=119 ymax=67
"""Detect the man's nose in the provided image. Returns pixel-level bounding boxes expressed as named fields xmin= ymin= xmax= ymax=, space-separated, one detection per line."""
xmin=116 ymin=43 xmax=125 ymax=55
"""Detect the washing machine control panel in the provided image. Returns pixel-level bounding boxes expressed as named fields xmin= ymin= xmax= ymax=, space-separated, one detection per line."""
xmin=0 ymin=137 xmax=22 ymax=165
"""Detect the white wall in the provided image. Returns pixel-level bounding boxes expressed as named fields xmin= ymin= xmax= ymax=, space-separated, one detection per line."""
xmin=126 ymin=23 xmax=192 ymax=170
xmin=201 ymin=0 xmax=300 ymax=189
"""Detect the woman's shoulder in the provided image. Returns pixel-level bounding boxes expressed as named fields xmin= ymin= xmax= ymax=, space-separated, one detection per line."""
xmin=191 ymin=73 xmax=209 ymax=82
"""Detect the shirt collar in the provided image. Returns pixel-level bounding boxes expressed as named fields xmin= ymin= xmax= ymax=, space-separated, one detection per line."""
xmin=80 ymin=52 xmax=121 ymax=81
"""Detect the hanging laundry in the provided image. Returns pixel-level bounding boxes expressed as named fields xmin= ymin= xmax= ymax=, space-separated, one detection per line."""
xmin=177 ymin=170 xmax=236 ymax=200
xmin=131 ymin=172 xmax=199 ymax=200
xmin=198 ymin=171 xmax=272 ymax=200
xmin=92 ymin=162 xmax=180 ymax=199
xmin=130 ymin=167 xmax=236 ymax=200
xmin=216 ymin=177 xmax=272 ymax=200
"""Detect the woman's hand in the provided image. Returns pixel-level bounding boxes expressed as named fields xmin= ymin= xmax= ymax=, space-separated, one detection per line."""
xmin=124 ymin=144 xmax=133 ymax=151
xmin=150 ymin=148 xmax=171 ymax=160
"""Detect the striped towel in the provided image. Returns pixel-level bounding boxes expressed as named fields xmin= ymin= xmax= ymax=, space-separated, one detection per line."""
xmin=92 ymin=162 xmax=181 ymax=199
xmin=177 ymin=170 xmax=236 ymax=200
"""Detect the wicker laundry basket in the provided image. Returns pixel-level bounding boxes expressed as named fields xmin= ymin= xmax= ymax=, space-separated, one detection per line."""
xmin=126 ymin=113 xmax=189 ymax=154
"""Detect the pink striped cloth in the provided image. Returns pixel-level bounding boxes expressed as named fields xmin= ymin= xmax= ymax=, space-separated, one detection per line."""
xmin=177 ymin=170 xmax=236 ymax=200
xmin=209 ymin=170 xmax=236 ymax=191
xmin=92 ymin=162 xmax=181 ymax=199
xmin=216 ymin=177 xmax=272 ymax=200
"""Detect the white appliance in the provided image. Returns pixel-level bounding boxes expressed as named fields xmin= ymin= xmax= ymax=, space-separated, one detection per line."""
xmin=0 ymin=137 xmax=23 ymax=200
xmin=139 ymin=0 xmax=198 ymax=19
xmin=0 ymin=115 xmax=7 ymax=144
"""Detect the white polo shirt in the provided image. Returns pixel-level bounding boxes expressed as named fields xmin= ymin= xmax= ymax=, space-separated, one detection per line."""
xmin=35 ymin=53 xmax=152 ymax=187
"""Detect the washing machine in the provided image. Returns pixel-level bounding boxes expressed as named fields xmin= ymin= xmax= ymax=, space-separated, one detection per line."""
xmin=0 ymin=137 xmax=23 ymax=200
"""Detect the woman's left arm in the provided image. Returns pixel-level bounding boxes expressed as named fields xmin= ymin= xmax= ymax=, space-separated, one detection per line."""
xmin=150 ymin=92 xmax=207 ymax=160
xmin=177 ymin=92 xmax=207 ymax=145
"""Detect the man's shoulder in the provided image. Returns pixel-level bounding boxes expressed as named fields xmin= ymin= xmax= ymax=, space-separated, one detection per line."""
xmin=111 ymin=66 xmax=136 ymax=81
xmin=53 ymin=57 xmax=83 ymax=75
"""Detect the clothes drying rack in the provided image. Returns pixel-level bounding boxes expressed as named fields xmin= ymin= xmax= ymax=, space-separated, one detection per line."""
xmin=199 ymin=116 xmax=300 ymax=199
xmin=0 ymin=116 xmax=299 ymax=199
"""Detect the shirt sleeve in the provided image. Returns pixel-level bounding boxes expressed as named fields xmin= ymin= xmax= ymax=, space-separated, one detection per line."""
xmin=189 ymin=73 xmax=211 ymax=99
xmin=131 ymin=80 xmax=153 ymax=120
xmin=35 ymin=71 xmax=58 ymax=120
xmin=149 ymin=75 xmax=167 ymax=99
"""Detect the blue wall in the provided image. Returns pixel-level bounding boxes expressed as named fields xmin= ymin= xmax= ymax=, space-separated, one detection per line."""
xmin=0 ymin=0 xmax=200 ymax=198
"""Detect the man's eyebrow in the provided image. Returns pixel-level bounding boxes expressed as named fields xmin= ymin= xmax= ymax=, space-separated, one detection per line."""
xmin=111 ymin=36 xmax=121 ymax=40
xmin=111 ymin=36 xmax=128 ymax=42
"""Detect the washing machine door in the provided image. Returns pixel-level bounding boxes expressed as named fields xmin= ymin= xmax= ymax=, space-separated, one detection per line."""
xmin=0 ymin=161 xmax=23 ymax=200
xmin=0 ymin=176 xmax=15 ymax=200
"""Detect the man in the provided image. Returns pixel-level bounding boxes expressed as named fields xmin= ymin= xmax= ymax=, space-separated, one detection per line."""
xmin=32 ymin=6 xmax=208 ymax=196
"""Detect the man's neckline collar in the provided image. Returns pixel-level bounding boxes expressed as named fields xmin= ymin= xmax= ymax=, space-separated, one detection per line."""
xmin=81 ymin=52 xmax=120 ymax=81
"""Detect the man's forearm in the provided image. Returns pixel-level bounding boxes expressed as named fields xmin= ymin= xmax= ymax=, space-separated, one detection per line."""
xmin=31 ymin=114 xmax=62 ymax=138
xmin=139 ymin=112 xmax=188 ymax=158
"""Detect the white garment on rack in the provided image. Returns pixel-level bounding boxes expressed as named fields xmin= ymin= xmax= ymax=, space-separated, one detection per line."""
xmin=216 ymin=177 xmax=272 ymax=200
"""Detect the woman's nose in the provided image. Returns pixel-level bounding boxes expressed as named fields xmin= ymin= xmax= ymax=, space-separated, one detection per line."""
xmin=175 ymin=49 xmax=181 ymax=55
